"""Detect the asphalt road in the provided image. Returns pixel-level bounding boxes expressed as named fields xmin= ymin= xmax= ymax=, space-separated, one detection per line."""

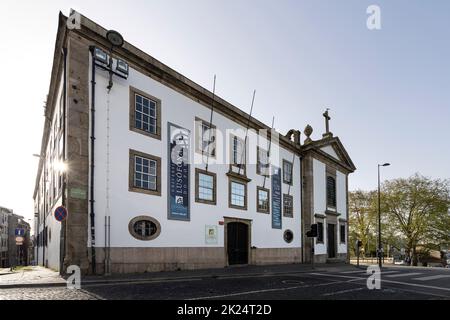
xmin=78 ymin=265 xmax=450 ymax=300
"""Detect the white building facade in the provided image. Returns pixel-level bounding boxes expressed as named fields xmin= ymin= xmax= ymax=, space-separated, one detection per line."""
xmin=33 ymin=12 xmax=355 ymax=274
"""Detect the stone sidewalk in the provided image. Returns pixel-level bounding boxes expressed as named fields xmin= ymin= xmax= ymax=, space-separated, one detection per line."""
xmin=0 ymin=266 xmax=66 ymax=288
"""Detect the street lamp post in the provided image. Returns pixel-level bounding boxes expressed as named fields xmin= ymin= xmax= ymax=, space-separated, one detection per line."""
xmin=377 ymin=163 xmax=390 ymax=269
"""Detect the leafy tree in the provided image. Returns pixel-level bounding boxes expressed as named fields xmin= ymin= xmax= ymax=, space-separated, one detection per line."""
xmin=349 ymin=190 xmax=377 ymax=257
xmin=381 ymin=174 xmax=450 ymax=266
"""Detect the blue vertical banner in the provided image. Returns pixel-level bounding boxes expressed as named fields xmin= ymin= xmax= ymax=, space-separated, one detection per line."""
xmin=271 ymin=166 xmax=282 ymax=229
xmin=168 ymin=123 xmax=190 ymax=221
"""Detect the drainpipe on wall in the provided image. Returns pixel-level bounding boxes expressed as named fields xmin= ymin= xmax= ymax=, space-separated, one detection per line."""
xmin=89 ymin=47 xmax=97 ymax=275
xmin=299 ymin=155 xmax=304 ymax=264
xmin=59 ymin=47 xmax=68 ymax=275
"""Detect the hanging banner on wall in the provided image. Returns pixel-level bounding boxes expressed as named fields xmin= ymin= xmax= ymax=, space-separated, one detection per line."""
xmin=168 ymin=123 xmax=191 ymax=221
xmin=271 ymin=166 xmax=282 ymax=229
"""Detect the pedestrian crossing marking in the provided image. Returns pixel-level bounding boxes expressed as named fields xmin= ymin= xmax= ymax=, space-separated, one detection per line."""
xmin=412 ymin=275 xmax=450 ymax=281
xmin=386 ymin=272 xmax=422 ymax=278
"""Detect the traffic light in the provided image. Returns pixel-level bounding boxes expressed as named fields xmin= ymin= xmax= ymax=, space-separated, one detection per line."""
xmin=357 ymin=240 xmax=362 ymax=247
xmin=306 ymin=224 xmax=318 ymax=238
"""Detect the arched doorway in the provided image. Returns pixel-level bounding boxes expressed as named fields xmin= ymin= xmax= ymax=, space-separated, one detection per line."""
xmin=226 ymin=222 xmax=249 ymax=265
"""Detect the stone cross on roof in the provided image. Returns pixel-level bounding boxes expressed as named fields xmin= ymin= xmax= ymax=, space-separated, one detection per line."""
xmin=322 ymin=108 xmax=333 ymax=138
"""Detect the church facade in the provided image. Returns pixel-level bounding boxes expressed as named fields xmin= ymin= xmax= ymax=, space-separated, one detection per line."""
xmin=33 ymin=11 xmax=356 ymax=274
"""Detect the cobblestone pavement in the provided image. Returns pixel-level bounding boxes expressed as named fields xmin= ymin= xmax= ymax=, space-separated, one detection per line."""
xmin=0 ymin=287 xmax=99 ymax=300
xmin=0 ymin=266 xmax=65 ymax=286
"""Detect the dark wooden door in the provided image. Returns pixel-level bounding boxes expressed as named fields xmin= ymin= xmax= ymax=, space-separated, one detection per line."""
xmin=227 ymin=222 xmax=249 ymax=265
xmin=327 ymin=223 xmax=336 ymax=258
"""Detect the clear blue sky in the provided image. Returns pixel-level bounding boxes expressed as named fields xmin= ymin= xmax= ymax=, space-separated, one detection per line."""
xmin=1 ymin=0 xmax=449 ymax=220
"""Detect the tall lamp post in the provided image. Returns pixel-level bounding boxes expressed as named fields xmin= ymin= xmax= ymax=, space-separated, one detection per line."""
xmin=378 ymin=163 xmax=390 ymax=268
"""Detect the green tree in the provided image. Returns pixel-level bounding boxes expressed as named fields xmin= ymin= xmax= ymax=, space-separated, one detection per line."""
xmin=349 ymin=190 xmax=377 ymax=257
xmin=382 ymin=174 xmax=450 ymax=266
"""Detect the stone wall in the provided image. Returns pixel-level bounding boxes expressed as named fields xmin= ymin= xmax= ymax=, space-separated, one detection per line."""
xmin=64 ymin=33 xmax=91 ymax=274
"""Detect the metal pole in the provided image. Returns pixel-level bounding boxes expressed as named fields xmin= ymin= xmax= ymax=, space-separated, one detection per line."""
xmin=378 ymin=165 xmax=382 ymax=269
xmin=357 ymin=243 xmax=360 ymax=267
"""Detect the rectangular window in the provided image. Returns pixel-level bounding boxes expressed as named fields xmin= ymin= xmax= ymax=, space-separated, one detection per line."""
xmin=195 ymin=169 xmax=216 ymax=205
xmin=134 ymin=156 xmax=157 ymax=191
xmin=326 ymin=176 xmax=337 ymax=208
xmin=283 ymin=194 xmax=293 ymax=217
xmin=229 ymin=179 xmax=247 ymax=210
xmin=129 ymin=149 xmax=161 ymax=196
xmin=340 ymin=224 xmax=346 ymax=243
xmin=232 ymin=136 xmax=245 ymax=166
xmin=195 ymin=118 xmax=216 ymax=157
xmin=283 ymin=160 xmax=293 ymax=185
xmin=257 ymin=147 xmax=269 ymax=176
xmin=129 ymin=87 xmax=161 ymax=140
xmin=317 ymin=222 xmax=324 ymax=243
xmin=257 ymin=187 xmax=270 ymax=213
xmin=135 ymin=94 xmax=157 ymax=134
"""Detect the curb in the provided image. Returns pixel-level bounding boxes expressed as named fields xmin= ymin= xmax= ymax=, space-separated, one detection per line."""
xmin=0 ymin=282 xmax=67 ymax=289
xmin=0 ymin=264 xmax=360 ymax=289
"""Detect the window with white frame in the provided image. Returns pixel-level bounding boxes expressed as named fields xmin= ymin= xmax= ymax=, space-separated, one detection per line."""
xmin=134 ymin=155 xmax=157 ymax=191
xmin=134 ymin=94 xmax=157 ymax=135
xmin=257 ymin=187 xmax=270 ymax=213
xmin=129 ymin=149 xmax=161 ymax=196
xmin=196 ymin=118 xmax=216 ymax=157
xmin=230 ymin=181 xmax=246 ymax=209
xmin=196 ymin=169 xmax=216 ymax=204
xmin=283 ymin=194 xmax=294 ymax=217
xmin=231 ymin=135 xmax=245 ymax=168
xmin=283 ymin=160 xmax=293 ymax=185
xmin=257 ymin=147 xmax=269 ymax=176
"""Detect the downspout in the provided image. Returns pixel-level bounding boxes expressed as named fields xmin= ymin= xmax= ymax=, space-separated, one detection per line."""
xmin=42 ymin=160 xmax=46 ymax=267
xmin=59 ymin=47 xmax=67 ymax=274
xmin=89 ymin=47 xmax=97 ymax=274
xmin=299 ymin=155 xmax=304 ymax=264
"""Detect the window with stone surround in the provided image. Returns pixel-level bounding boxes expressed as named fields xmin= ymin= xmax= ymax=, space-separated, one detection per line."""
xmin=317 ymin=222 xmax=324 ymax=243
xmin=283 ymin=159 xmax=293 ymax=185
xmin=128 ymin=216 xmax=161 ymax=241
xmin=283 ymin=194 xmax=293 ymax=217
xmin=230 ymin=135 xmax=246 ymax=175
xmin=340 ymin=223 xmax=346 ymax=243
xmin=129 ymin=149 xmax=161 ymax=196
xmin=326 ymin=176 xmax=337 ymax=208
xmin=257 ymin=187 xmax=270 ymax=213
xmin=257 ymin=147 xmax=269 ymax=176
xmin=195 ymin=118 xmax=216 ymax=157
xmin=129 ymin=87 xmax=161 ymax=140
xmin=229 ymin=178 xmax=247 ymax=210
xmin=195 ymin=168 xmax=216 ymax=205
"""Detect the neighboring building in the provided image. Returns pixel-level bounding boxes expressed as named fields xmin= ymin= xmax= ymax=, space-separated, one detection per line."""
xmin=0 ymin=207 xmax=31 ymax=267
xmin=33 ymin=11 xmax=355 ymax=274
xmin=0 ymin=206 xmax=12 ymax=267
xmin=8 ymin=214 xmax=31 ymax=267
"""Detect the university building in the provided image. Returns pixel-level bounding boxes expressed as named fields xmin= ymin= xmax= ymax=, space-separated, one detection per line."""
xmin=33 ymin=11 xmax=356 ymax=274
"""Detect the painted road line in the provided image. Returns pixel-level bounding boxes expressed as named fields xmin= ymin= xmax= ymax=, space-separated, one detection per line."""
xmin=310 ymin=272 xmax=450 ymax=293
xmin=188 ymin=280 xmax=343 ymax=300
xmin=340 ymin=270 xmax=399 ymax=275
xmin=385 ymin=272 xmax=422 ymax=278
xmin=413 ymin=275 xmax=450 ymax=281
xmin=379 ymin=271 xmax=400 ymax=275
xmin=322 ymin=287 xmax=365 ymax=296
